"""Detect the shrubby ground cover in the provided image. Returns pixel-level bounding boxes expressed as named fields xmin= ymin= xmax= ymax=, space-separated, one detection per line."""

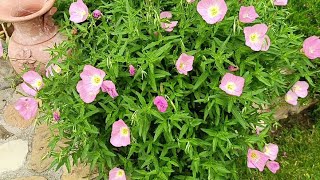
xmin=3 ymin=0 xmax=319 ymax=179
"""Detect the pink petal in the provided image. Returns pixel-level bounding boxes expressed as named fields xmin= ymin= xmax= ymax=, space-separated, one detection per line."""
xmin=110 ymin=120 xmax=131 ymax=147
xmin=243 ymin=24 xmax=268 ymax=51
xmin=69 ymin=0 xmax=89 ymax=23
xmin=14 ymin=97 xmax=38 ymax=120
xmin=285 ymin=90 xmax=298 ymax=106
xmin=176 ymin=53 xmax=194 ymax=75
xmin=219 ymin=73 xmax=245 ymax=96
xmin=153 ymin=96 xmax=168 ymax=113
xmin=274 ymin=0 xmax=288 ymax=6
xmin=303 ymin=36 xmax=320 ymax=60
xmin=263 ymin=143 xmax=279 ymax=161
xmin=247 ymin=149 xmax=269 ymax=171
xmin=266 ymin=161 xmax=280 ymax=173
xmin=187 ymin=0 xmax=195 ymax=3
xmin=76 ymin=80 xmax=100 ymax=103
xmin=21 ymin=83 xmax=37 ymax=97
xmin=197 ymin=0 xmax=228 ymax=24
xmin=239 ymin=6 xmax=259 ymax=23
xmin=292 ymin=81 xmax=309 ymax=98
xmin=101 ymin=80 xmax=119 ymax=98
xmin=261 ymin=35 xmax=271 ymax=51
xmin=109 ymin=167 xmax=127 ymax=180
xmin=80 ymin=65 xmax=106 ymax=90
xmin=160 ymin=11 xmax=172 ymax=19
xmin=22 ymin=71 xmax=43 ymax=90
xmin=129 ymin=65 xmax=136 ymax=76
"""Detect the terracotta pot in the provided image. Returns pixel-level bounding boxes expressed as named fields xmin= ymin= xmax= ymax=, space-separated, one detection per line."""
xmin=0 ymin=0 xmax=65 ymax=74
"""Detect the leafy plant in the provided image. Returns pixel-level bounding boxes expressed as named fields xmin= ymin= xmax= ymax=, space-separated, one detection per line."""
xmin=37 ymin=0 xmax=320 ymax=179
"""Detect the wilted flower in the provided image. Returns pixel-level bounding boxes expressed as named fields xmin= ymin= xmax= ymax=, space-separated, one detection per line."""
xmin=244 ymin=24 xmax=269 ymax=51
xmin=261 ymin=35 xmax=271 ymax=51
xmin=160 ymin=11 xmax=178 ymax=32
xmin=239 ymin=6 xmax=259 ymax=23
xmin=302 ymin=36 xmax=320 ymax=60
xmin=45 ymin=64 xmax=61 ymax=78
xmin=263 ymin=143 xmax=279 ymax=161
xmin=266 ymin=161 xmax=280 ymax=174
xmin=197 ymin=0 xmax=228 ymax=24
xmin=176 ymin=53 xmax=194 ymax=75
xmin=69 ymin=0 xmax=89 ymax=23
xmin=255 ymin=120 xmax=266 ymax=134
xmin=92 ymin=9 xmax=102 ymax=19
xmin=129 ymin=65 xmax=136 ymax=76
xmin=110 ymin=120 xmax=131 ymax=147
xmin=109 ymin=167 xmax=126 ymax=180
xmin=228 ymin=65 xmax=239 ymax=72
xmin=15 ymin=97 xmax=38 ymax=120
xmin=101 ymin=80 xmax=119 ymax=99
xmin=153 ymin=96 xmax=168 ymax=113
xmin=53 ymin=110 xmax=60 ymax=121
xmin=285 ymin=90 xmax=298 ymax=106
xmin=274 ymin=0 xmax=288 ymax=6
xmin=219 ymin=73 xmax=245 ymax=97
xmin=247 ymin=149 xmax=270 ymax=171
xmin=21 ymin=71 xmax=43 ymax=97
xmin=292 ymin=81 xmax=309 ymax=98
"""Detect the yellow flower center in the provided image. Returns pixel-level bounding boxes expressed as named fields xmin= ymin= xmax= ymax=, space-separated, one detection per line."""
xmin=309 ymin=48 xmax=314 ymax=54
xmin=117 ymin=170 xmax=124 ymax=177
xmin=120 ymin=127 xmax=129 ymax=136
xmin=179 ymin=63 xmax=185 ymax=69
xmin=250 ymin=33 xmax=259 ymax=43
xmin=226 ymin=82 xmax=236 ymax=91
xmin=250 ymin=152 xmax=259 ymax=161
xmin=91 ymin=75 xmax=102 ymax=86
xmin=292 ymin=85 xmax=301 ymax=92
xmin=285 ymin=94 xmax=292 ymax=101
xmin=209 ymin=6 xmax=220 ymax=17
xmin=33 ymin=79 xmax=43 ymax=89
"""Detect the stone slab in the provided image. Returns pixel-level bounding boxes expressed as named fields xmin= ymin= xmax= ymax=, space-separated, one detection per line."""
xmin=0 ymin=139 xmax=28 ymax=174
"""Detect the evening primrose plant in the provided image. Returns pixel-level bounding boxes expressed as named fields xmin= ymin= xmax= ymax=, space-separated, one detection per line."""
xmin=25 ymin=0 xmax=320 ymax=179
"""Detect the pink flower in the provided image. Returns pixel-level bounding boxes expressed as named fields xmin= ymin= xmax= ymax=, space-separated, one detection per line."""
xmin=302 ymin=36 xmax=320 ymax=60
xmin=247 ymin=149 xmax=270 ymax=171
xmin=187 ymin=0 xmax=195 ymax=3
xmin=292 ymin=81 xmax=309 ymax=98
xmin=109 ymin=167 xmax=126 ymax=180
xmin=14 ymin=97 xmax=38 ymax=120
xmin=244 ymin=24 xmax=269 ymax=51
xmin=45 ymin=64 xmax=62 ymax=78
xmin=261 ymin=35 xmax=271 ymax=51
xmin=101 ymin=80 xmax=119 ymax=99
xmin=92 ymin=9 xmax=102 ymax=19
xmin=110 ymin=120 xmax=131 ymax=147
xmin=219 ymin=73 xmax=245 ymax=97
xmin=263 ymin=143 xmax=278 ymax=161
xmin=285 ymin=90 xmax=298 ymax=106
xmin=0 ymin=41 xmax=3 ymax=58
xmin=53 ymin=110 xmax=60 ymax=121
xmin=274 ymin=0 xmax=288 ymax=6
xmin=21 ymin=71 xmax=43 ymax=97
xmin=197 ymin=0 xmax=228 ymax=24
xmin=153 ymin=96 xmax=168 ymax=113
xmin=76 ymin=65 xmax=106 ymax=103
xmin=80 ymin=65 xmax=106 ymax=91
xmin=176 ymin=53 xmax=194 ymax=75
xmin=266 ymin=161 xmax=280 ymax=174
xmin=228 ymin=65 xmax=239 ymax=72
xmin=69 ymin=0 xmax=89 ymax=23
xmin=76 ymin=80 xmax=100 ymax=103
xmin=160 ymin=11 xmax=178 ymax=32
xmin=129 ymin=65 xmax=136 ymax=76
xmin=239 ymin=6 xmax=259 ymax=23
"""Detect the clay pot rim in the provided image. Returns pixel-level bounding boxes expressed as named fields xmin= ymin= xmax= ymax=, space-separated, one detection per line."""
xmin=0 ymin=0 xmax=56 ymax=23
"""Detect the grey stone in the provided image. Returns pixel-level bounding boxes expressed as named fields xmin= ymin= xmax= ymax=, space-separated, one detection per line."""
xmin=0 ymin=124 xmax=13 ymax=140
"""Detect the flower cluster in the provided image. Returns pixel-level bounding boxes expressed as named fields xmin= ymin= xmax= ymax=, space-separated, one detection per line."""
xmin=247 ymin=143 xmax=280 ymax=173
xmin=285 ymin=81 xmax=309 ymax=105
